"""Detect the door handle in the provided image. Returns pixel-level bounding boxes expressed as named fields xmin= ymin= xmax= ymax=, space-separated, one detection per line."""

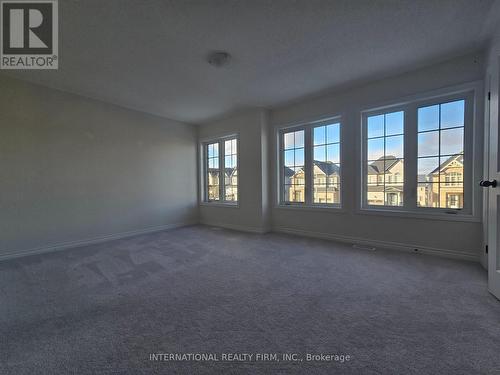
xmin=479 ymin=179 xmax=497 ymax=188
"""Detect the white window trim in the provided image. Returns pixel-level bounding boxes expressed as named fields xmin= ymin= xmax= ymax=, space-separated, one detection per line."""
xmin=359 ymin=83 xmax=481 ymax=221
xmin=200 ymin=134 xmax=240 ymax=207
xmin=277 ymin=115 xmax=343 ymax=209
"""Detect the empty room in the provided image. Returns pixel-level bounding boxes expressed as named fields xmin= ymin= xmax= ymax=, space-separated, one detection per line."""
xmin=2 ymin=0 xmax=500 ymax=374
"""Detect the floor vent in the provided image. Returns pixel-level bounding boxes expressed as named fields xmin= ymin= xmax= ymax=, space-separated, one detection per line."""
xmin=352 ymin=244 xmax=376 ymax=251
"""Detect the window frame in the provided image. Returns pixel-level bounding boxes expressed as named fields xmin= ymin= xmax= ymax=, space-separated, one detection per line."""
xmin=278 ymin=116 xmax=343 ymax=208
xmin=201 ymin=134 xmax=239 ymax=206
xmin=361 ymin=89 xmax=476 ymax=218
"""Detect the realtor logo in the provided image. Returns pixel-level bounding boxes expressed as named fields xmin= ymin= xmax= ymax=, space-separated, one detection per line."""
xmin=1 ymin=0 xmax=58 ymax=69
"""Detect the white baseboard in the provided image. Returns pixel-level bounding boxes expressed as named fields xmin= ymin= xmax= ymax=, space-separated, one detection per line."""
xmin=199 ymin=221 xmax=270 ymax=234
xmin=273 ymin=226 xmax=479 ymax=262
xmin=0 ymin=222 xmax=196 ymax=262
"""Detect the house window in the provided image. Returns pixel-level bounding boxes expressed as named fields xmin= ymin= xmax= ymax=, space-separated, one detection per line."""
xmin=280 ymin=118 xmax=341 ymax=206
xmin=417 ymin=100 xmax=464 ymax=209
xmin=362 ymin=91 xmax=472 ymax=215
xmin=447 ymin=194 xmax=461 ymax=209
xmin=204 ymin=136 xmax=238 ymax=203
xmin=365 ymin=110 xmax=404 ymax=206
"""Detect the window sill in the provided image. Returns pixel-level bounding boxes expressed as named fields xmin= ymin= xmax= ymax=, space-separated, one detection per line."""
xmin=356 ymin=207 xmax=480 ymax=222
xmin=200 ymin=201 xmax=239 ymax=208
xmin=275 ymin=204 xmax=346 ymax=213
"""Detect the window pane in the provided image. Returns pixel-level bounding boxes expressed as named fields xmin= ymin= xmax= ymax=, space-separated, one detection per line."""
xmin=295 ymin=148 xmax=305 ymax=165
xmin=386 ymin=135 xmax=404 ymax=158
xmin=441 ymin=127 xmax=463 ymax=155
xmin=294 ymin=130 xmax=304 ymax=148
xmin=224 ymin=155 xmax=232 ymax=168
xmin=418 ymin=131 xmax=439 ymax=157
xmin=225 ymin=140 xmax=232 ymax=155
xmin=367 ymin=115 xmax=384 ymax=138
xmin=386 ymin=111 xmax=404 ymax=135
xmin=368 ymin=138 xmax=384 ymax=160
xmin=207 ymin=171 xmax=220 ymax=201
xmin=443 ymin=185 xmax=463 ymax=209
xmin=208 ymin=158 xmax=217 ymax=169
xmin=314 ymin=184 xmax=340 ymax=204
xmin=225 ymin=186 xmax=237 ymax=202
xmin=385 ymin=185 xmax=404 ymax=206
xmin=417 ymin=183 xmax=436 ymax=207
xmin=284 ymin=132 xmax=294 ymax=150
xmin=231 ymin=139 xmax=237 ymax=153
xmin=284 ymin=150 xmax=294 ymax=167
xmin=286 ymin=184 xmax=305 ymax=203
xmin=418 ymin=157 xmax=439 ymax=183
xmin=326 ymin=144 xmax=340 ymax=163
xmin=440 ymin=155 xmax=463 ymax=185
xmin=232 ymin=155 xmax=237 ymax=168
xmin=326 ymin=123 xmax=340 ymax=143
xmin=441 ymin=100 xmax=464 ymax=129
xmin=314 ymin=145 xmax=326 ymax=162
xmin=367 ymin=184 xmax=385 ymax=206
xmin=418 ymin=105 xmax=439 ymax=132
xmin=314 ymin=126 xmax=326 ymax=145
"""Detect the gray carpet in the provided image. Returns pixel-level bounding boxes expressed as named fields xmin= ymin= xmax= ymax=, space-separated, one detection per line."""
xmin=1 ymin=225 xmax=499 ymax=374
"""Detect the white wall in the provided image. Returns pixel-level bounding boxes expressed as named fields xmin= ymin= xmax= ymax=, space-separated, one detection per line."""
xmin=269 ymin=52 xmax=485 ymax=260
xmin=198 ymin=109 xmax=271 ymax=233
xmin=0 ymin=75 xmax=198 ymax=259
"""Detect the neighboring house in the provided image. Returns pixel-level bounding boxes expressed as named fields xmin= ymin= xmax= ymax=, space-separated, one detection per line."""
xmin=283 ymin=154 xmax=463 ymax=209
xmin=422 ymin=154 xmax=464 ymax=209
xmin=367 ymin=156 xmax=404 ymax=206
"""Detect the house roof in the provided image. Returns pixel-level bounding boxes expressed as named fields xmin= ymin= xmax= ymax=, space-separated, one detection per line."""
xmin=208 ymin=168 xmax=237 ymax=177
xmin=314 ymin=161 xmax=340 ymax=176
xmin=284 ymin=166 xmax=295 ymax=178
xmin=430 ymin=154 xmax=463 ymax=174
xmin=367 ymin=156 xmax=401 ymax=175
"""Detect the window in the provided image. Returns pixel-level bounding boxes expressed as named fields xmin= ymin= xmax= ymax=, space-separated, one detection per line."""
xmin=280 ymin=119 xmax=341 ymax=206
xmin=417 ymin=100 xmax=464 ymax=209
xmin=362 ymin=92 xmax=472 ymax=215
xmin=365 ymin=111 xmax=404 ymax=206
xmin=204 ymin=136 xmax=238 ymax=203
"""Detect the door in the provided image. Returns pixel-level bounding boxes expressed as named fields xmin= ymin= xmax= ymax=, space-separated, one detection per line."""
xmin=486 ymin=56 xmax=500 ymax=299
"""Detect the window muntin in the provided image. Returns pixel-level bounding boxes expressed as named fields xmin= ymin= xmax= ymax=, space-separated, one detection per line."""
xmin=280 ymin=119 xmax=342 ymax=206
xmin=204 ymin=137 xmax=238 ymax=203
xmin=283 ymin=129 xmax=305 ymax=203
xmin=365 ymin=111 xmax=404 ymax=207
xmin=417 ymin=99 xmax=464 ymax=209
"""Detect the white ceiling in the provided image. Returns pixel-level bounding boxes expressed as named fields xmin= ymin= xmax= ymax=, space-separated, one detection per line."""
xmin=3 ymin=0 xmax=498 ymax=124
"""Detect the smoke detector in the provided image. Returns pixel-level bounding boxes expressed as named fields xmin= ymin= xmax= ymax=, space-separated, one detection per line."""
xmin=207 ymin=51 xmax=231 ymax=68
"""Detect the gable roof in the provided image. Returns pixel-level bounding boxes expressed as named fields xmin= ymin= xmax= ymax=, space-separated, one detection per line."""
xmin=367 ymin=156 xmax=401 ymax=175
xmin=284 ymin=166 xmax=295 ymax=178
xmin=314 ymin=161 xmax=340 ymax=176
xmin=430 ymin=154 xmax=463 ymax=174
